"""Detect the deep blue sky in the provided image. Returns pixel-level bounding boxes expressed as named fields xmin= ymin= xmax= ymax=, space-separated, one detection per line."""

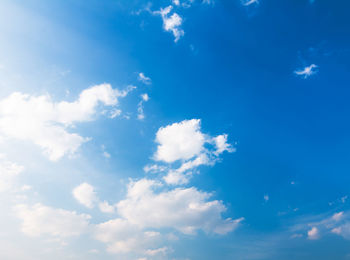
xmin=0 ymin=0 xmax=350 ymax=259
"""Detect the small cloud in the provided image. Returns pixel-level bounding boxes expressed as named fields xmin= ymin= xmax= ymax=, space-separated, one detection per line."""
xmin=109 ymin=108 xmax=122 ymax=119
xmin=137 ymin=94 xmax=150 ymax=120
xmin=307 ymin=227 xmax=320 ymax=240
xmin=138 ymin=72 xmax=152 ymax=85
xmin=173 ymin=0 xmax=180 ymax=6
xmin=153 ymin=6 xmax=184 ymax=42
xmin=294 ymin=64 xmax=318 ymax=79
xmin=241 ymin=0 xmax=259 ymax=6
xmin=101 ymin=145 xmax=111 ymax=158
xmin=332 ymin=212 xmax=344 ymax=222
xmin=264 ymin=194 xmax=269 ymax=202
xmin=103 ymin=151 xmax=111 ymax=159
xmin=141 ymin=93 xmax=150 ymax=102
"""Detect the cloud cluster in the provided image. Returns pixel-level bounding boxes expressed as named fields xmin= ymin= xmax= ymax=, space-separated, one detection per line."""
xmin=0 ymin=84 xmax=134 ymax=161
xmin=12 ymin=118 xmax=238 ymax=259
xmin=93 ymin=178 xmax=243 ymax=256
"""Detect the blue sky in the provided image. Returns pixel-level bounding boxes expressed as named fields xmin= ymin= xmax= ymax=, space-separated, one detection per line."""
xmin=0 ymin=0 xmax=350 ymax=259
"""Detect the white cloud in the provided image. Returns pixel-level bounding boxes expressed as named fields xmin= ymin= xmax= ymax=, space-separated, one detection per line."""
xmin=154 ymin=119 xmax=206 ymax=163
xmin=116 ymin=178 xmax=243 ymax=235
xmin=241 ymin=0 xmax=259 ymax=6
xmin=138 ymin=73 xmax=152 ymax=85
xmin=307 ymin=227 xmax=319 ymax=240
xmin=141 ymin=93 xmax=149 ymax=102
xmin=153 ymin=119 xmax=234 ymax=185
xmin=14 ymin=203 xmax=90 ymax=238
xmin=72 ymin=182 xmax=98 ymax=209
xmin=154 ymin=6 xmax=184 ymax=42
xmin=94 ymin=218 xmax=162 ymax=254
xmin=73 ymin=182 xmax=116 ymax=213
xmin=213 ymin=134 xmax=235 ymax=155
xmin=173 ymin=0 xmax=180 ymax=6
xmin=294 ymin=64 xmax=318 ymax=79
xmin=0 ymin=84 xmax=134 ymax=161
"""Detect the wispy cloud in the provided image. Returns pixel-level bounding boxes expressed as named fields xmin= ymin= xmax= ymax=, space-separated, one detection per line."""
xmin=138 ymin=72 xmax=152 ymax=85
xmin=294 ymin=64 xmax=318 ymax=79
xmin=241 ymin=0 xmax=259 ymax=6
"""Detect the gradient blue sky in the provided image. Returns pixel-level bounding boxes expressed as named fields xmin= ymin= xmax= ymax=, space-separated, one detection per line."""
xmin=0 ymin=0 xmax=350 ymax=259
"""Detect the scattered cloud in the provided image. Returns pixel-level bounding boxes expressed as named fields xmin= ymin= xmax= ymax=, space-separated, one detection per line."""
xmin=137 ymin=93 xmax=150 ymax=120
xmin=0 ymin=84 xmax=134 ymax=161
xmin=116 ymin=178 xmax=243 ymax=235
xmin=294 ymin=64 xmax=318 ymax=79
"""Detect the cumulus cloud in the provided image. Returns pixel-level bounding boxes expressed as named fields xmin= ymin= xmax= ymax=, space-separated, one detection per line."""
xmin=116 ymin=178 xmax=243 ymax=235
xmin=154 ymin=119 xmax=206 ymax=163
xmin=0 ymin=84 xmax=134 ymax=161
xmin=14 ymin=203 xmax=90 ymax=238
xmin=93 ymin=178 xmax=242 ymax=256
xmin=153 ymin=119 xmax=234 ymax=184
xmin=154 ymin=6 xmax=184 ymax=42
xmin=138 ymin=73 xmax=152 ymax=85
xmin=294 ymin=64 xmax=318 ymax=79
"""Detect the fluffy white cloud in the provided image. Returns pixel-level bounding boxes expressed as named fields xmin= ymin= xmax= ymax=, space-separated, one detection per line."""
xmin=138 ymin=73 xmax=152 ymax=85
xmin=154 ymin=119 xmax=206 ymax=163
xmin=153 ymin=119 xmax=234 ymax=184
xmin=294 ymin=64 xmax=318 ymax=79
xmin=72 ymin=182 xmax=98 ymax=209
xmin=116 ymin=178 xmax=243 ymax=235
xmin=14 ymin=203 xmax=90 ymax=238
xmin=154 ymin=6 xmax=184 ymax=42
xmin=93 ymin=178 xmax=242 ymax=256
xmin=0 ymin=84 xmax=134 ymax=161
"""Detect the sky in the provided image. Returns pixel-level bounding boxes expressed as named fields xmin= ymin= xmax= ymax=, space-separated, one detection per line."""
xmin=0 ymin=0 xmax=350 ymax=259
